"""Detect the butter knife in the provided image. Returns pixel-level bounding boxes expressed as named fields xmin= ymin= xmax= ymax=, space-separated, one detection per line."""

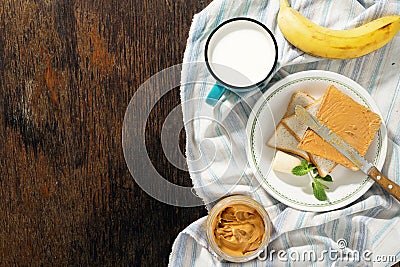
xmin=295 ymin=105 xmax=400 ymax=201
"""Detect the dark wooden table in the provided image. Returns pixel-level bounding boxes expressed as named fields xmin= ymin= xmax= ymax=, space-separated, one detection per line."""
xmin=1 ymin=1 xmax=399 ymax=266
xmin=0 ymin=0 xmax=210 ymax=265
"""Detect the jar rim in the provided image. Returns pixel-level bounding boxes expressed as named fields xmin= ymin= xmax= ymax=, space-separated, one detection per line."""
xmin=206 ymin=195 xmax=272 ymax=263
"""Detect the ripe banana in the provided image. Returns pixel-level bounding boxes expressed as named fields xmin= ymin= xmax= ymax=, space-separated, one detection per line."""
xmin=277 ymin=0 xmax=400 ymax=59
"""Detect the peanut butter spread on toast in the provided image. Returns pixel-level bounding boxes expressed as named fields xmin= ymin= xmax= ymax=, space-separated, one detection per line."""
xmin=297 ymin=85 xmax=382 ymax=170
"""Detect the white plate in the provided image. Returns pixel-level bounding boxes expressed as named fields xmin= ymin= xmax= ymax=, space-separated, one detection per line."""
xmin=246 ymin=70 xmax=387 ymax=212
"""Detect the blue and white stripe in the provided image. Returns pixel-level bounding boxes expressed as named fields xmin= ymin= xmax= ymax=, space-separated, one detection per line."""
xmin=172 ymin=0 xmax=400 ymax=266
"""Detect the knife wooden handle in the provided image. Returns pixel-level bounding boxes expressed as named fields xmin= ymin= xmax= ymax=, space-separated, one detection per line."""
xmin=369 ymin=167 xmax=400 ymax=201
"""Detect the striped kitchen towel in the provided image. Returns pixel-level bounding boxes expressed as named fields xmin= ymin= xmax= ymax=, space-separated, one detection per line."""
xmin=169 ymin=0 xmax=400 ymax=266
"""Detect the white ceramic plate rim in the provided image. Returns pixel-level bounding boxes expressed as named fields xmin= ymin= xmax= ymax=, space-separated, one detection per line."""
xmin=246 ymin=70 xmax=388 ymax=212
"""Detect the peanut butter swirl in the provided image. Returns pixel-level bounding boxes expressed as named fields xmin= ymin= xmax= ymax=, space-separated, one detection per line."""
xmin=212 ymin=204 xmax=265 ymax=256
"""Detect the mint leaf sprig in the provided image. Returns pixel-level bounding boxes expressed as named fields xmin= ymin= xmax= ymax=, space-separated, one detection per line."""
xmin=292 ymin=160 xmax=333 ymax=201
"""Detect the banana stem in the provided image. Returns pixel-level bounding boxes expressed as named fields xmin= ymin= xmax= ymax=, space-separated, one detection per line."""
xmin=279 ymin=0 xmax=290 ymax=8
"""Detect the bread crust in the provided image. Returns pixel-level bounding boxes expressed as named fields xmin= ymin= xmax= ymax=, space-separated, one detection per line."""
xmin=266 ymin=123 xmax=310 ymax=161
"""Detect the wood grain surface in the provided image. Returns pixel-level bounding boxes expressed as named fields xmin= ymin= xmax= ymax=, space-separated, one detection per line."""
xmin=0 ymin=0 xmax=210 ymax=265
xmin=1 ymin=0 xmax=399 ymax=266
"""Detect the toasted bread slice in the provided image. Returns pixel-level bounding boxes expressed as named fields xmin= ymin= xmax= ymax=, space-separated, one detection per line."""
xmin=281 ymin=99 xmax=322 ymax=141
xmin=267 ymin=91 xmax=315 ymax=161
xmin=267 ymin=123 xmax=310 ymax=161
xmin=309 ymin=154 xmax=337 ymax=178
xmin=298 ymin=85 xmax=382 ymax=170
xmin=284 ymin=91 xmax=315 ymax=117
xmin=281 ymin=99 xmax=337 ymax=177
xmin=268 ymin=91 xmax=338 ymax=177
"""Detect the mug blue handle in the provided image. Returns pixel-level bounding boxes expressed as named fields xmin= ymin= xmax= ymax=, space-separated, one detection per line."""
xmin=206 ymin=84 xmax=226 ymax=106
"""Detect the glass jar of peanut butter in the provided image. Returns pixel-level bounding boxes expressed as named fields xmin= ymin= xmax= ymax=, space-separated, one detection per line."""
xmin=206 ymin=195 xmax=272 ymax=262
